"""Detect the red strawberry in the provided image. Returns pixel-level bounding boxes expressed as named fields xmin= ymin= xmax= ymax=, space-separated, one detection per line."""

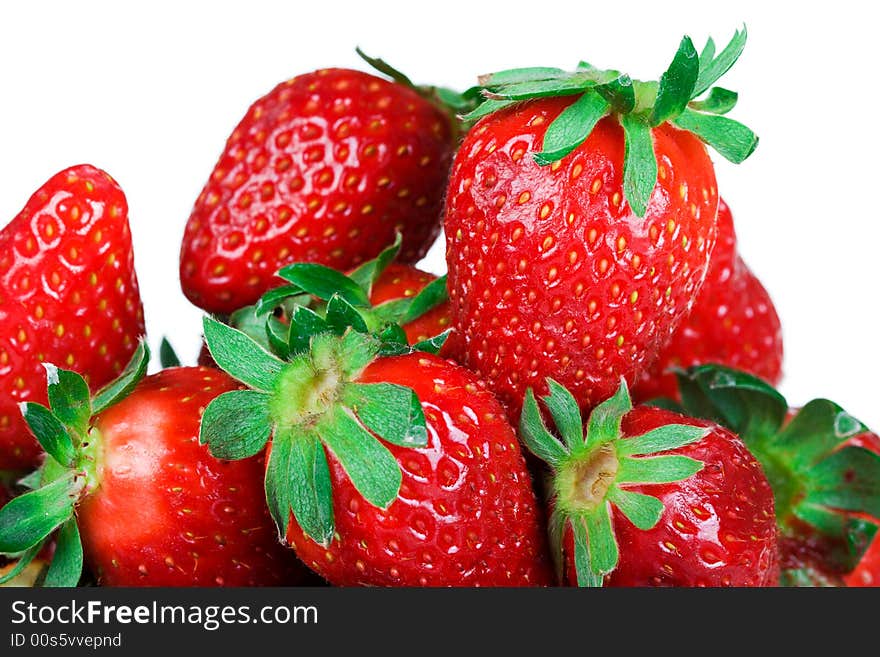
xmin=670 ymin=365 xmax=880 ymax=586
xmin=444 ymin=30 xmax=757 ymax=422
xmin=519 ymin=377 xmax=778 ymax=586
xmin=198 ymin=317 xmax=553 ymax=586
xmin=0 ymin=165 xmax=145 ymax=470
xmin=0 ymin=346 xmax=308 ymax=587
xmin=179 ymin=64 xmax=459 ymax=315
xmin=633 ymin=197 xmax=783 ymax=401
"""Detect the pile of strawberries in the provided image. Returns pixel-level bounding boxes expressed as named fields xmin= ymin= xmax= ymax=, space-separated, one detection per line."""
xmin=2 ymin=29 xmax=879 ymax=588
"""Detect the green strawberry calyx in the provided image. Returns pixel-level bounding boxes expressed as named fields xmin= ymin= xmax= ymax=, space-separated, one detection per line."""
xmin=0 ymin=341 xmax=151 ymax=587
xmin=463 ymin=26 xmax=756 ymax=217
xmin=666 ymin=364 xmax=880 ymax=584
xmin=229 ymin=233 xmax=451 ymax=360
xmin=199 ymin=299 xmax=439 ymax=547
xmin=519 ymin=377 xmax=707 ymax=586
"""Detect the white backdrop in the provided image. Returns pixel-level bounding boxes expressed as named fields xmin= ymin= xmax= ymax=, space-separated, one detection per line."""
xmin=1 ymin=1 xmax=877 ymax=430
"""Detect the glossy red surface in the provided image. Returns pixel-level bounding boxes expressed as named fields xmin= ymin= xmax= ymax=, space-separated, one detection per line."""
xmin=284 ymin=352 xmax=554 ymax=586
xmin=180 ymin=68 xmax=455 ymax=314
xmin=445 ymin=99 xmax=719 ymax=422
xmin=77 ymin=367 xmax=306 ymax=586
xmin=0 ymin=165 xmax=145 ymax=470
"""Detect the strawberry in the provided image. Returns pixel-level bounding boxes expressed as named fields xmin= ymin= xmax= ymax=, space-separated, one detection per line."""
xmin=633 ymin=197 xmax=783 ymax=401
xmin=444 ymin=30 xmax=758 ymax=422
xmin=179 ymin=56 xmax=465 ymax=315
xmin=519 ymin=377 xmax=779 ymax=586
xmin=668 ymin=365 xmax=880 ymax=586
xmin=198 ymin=315 xmax=553 ymax=586
xmin=0 ymin=344 xmax=308 ymax=587
xmin=844 ymin=430 xmax=880 ymax=586
xmin=0 ymin=165 xmax=145 ymax=470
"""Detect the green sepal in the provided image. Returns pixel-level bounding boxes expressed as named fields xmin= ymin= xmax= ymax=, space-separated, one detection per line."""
xmin=317 ymin=406 xmax=401 ymax=510
xmin=336 ymin=330 xmax=383 ymax=379
xmin=460 ymin=98 xmax=517 ymax=123
xmin=342 ymin=383 xmax=428 ymax=448
xmin=584 ymin=379 xmax=632 ymax=452
xmin=347 ymin=232 xmax=402 ymax=294
xmin=616 ymin=424 xmax=707 ymax=457
xmin=672 ymin=108 xmax=758 ymax=164
xmin=689 ymin=87 xmax=738 ymax=115
xmin=534 ymin=92 xmax=610 ymax=165
xmin=376 ymin=324 xmax=410 ymax=357
xmin=44 ymin=364 xmax=91 ymax=435
xmin=548 ymin=506 xmax=567 ymax=584
xmin=158 ymin=337 xmax=181 ymax=368
xmin=277 ymin=263 xmax=370 ymax=308
xmin=266 ymin=428 xmax=334 ymax=545
xmin=619 ymin=113 xmax=657 ymax=218
xmin=484 ymin=77 xmax=593 ymax=101
xmin=595 ymin=74 xmax=635 ymax=114
xmin=402 ymin=276 xmax=449 ymax=324
xmin=585 ymin=506 xmax=618 ymax=577
xmin=650 ymin=35 xmax=699 ymax=126
xmin=617 ymin=454 xmax=703 ymax=484
xmin=267 ymin=316 xmax=292 ymax=359
xmin=478 ymin=66 xmax=568 ymax=87
xmin=91 ymin=340 xmax=150 ymax=414
xmin=17 ymin=469 xmax=43 ymax=491
xmin=0 ymin=474 xmax=77 ymax=554
xmin=325 ymin=294 xmax=370 ymax=335
xmin=519 ymin=388 xmax=570 ymax=467
xmin=288 ymin=306 xmax=330 ymax=356
xmin=571 ymin=515 xmax=602 ymax=587
xmin=775 ymin=399 xmax=869 ymax=471
xmin=801 ymin=446 xmax=880 ymax=518
xmin=693 ymin=26 xmax=748 ymax=97
xmin=19 ymin=402 xmax=75 ymax=467
xmin=255 ymin=285 xmax=306 ymax=317
xmin=0 ymin=541 xmax=44 ymax=585
xmin=42 ymin=518 xmax=83 ymax=587
xmin=200 ymin=390 xmax=273 ymax=460
xmin=607 ymin=486 xmax=664 ymax=530
xmin=202 ymin=316 xmax=285 ymax=393
xmin=412 ymin=329 xmax=452 ymax=355
xmin=541 ymin=379 xmax=584 ymax=450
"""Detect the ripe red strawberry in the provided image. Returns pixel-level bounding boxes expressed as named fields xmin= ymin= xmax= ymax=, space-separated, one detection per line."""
xmin=445 ymin=30 xmax=757 ymax=422
xmin=519 ymin=377 xmax=778 ymax=586
xmin=0 ymin=345 xmax=308 ymax=587
xmin=0 ymin=165 xmax=145 ymax=470
xmin=198 ymin=317 xmax=553 ymax=586
xmin=844 ymin=430 xmax=880 ymax=586
xmin=633 ymin=197 xmax=783 ymax=401
xmin=670 ymin=365 xmax=880 ymax=586
xmin=179 ymin=63 xmax=460 ymax=315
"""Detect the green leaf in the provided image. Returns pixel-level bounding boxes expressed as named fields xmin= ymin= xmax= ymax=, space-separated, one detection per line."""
xmin=255 ymin=285 xmax=305 ymax=316
xmin=202 ymin=316 xmax=285 ymax=393
xmin=541 ymin=379 xmax=584 ymax=450
xmin=347 ymin=233 xmax=402 ymax=294
xmin=479 ymin=66 xmax=568 ymax=86
xmin=586 ymin=506 xmax=618 ymax=576
xmin=19 ymin=403 xmax=75 ymax=467
xmin=571 ymin=515 xmax=602 ymax=587
xmin=317 ymin=407 xmax=401 ymax=510
xmin=266 ymin=316 xmax=291 ymax=359
xmin=42 ymin=518 xmax=82 ymax=587
xmin=694 ymin=26 xmax=748 ymax=97
xmin=401 ymin=276 xmax=449 ymax=323
xmin=619 ymin=113 xmax=657 ymax=218
xmin=44 ymin=364 xmax=91 ymax=434
xmin=159 ymin=337 xmax=181 ymax=368
xmin=650 ymin=36 xmax=699 ymax=126
xmin=673 ymin=108 xmax=758 ymax=164
xmin=460 ymin=98 xmax=517 ymax=123
xmin=689 ymin=87 xmax=738 ymax=114
xmin=548 ymin=506 xmax=567 ymax=584
xmin=412 ymin=329 xmax=452 ymax=355
xmin=584 ymin=379 xmax=632 ymax=453
xmin=199 ymin=390 xmax=273 ymax=460
xmin=91 ymin=340 xmax=150 ymax=414
xmin=288 ymin=306 xmax=330 ymax=356
xmin=335 ymin=331 xmax=382 ymax=379
xmin=0 ymin=542 xmax=43 ymax=585
xmin=616 ymin=424 xmax=707 ymax=457
xmin=802 ymin=447 xmax=880 ymax=518
xmin=518 ymin=388 xmax=570 ymax=467
xmin=17 ymin=469 xmax=43 ymax=491
xmin=0 ymin=475 xmax=76 ymax=554
xmin=775 ymin=399 xmax=869 ymax=470
xmin=534 ymin=92 xmax=609 ymax=165
xmin=325 ymin=294 xmax=369 ymax=335
xmin=607 ymin=486 xmax=664 ymax=530
xmin=484 ymin=77 xmax=592 ymax=101
xmin=595 ymin=74 xmax=635 ymax=114
xmin=342 ymin=383 xmax=428 ymax=448
xmin=355 ymin=47 xmax=414 ymax=87
xmin=277 ymin=263 xmax=370 ymax=307
xmin=376 ymin=323 xmax=410 ymax=356
xmin=617 ymin=454 xmax=703 ymax=484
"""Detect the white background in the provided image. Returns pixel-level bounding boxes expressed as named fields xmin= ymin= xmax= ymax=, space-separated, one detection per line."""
xmin=1 ymin=1 xmax=877 ymax=430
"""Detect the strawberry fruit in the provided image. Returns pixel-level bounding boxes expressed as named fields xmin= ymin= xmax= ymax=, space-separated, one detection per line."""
xmin=633 ymin=197 xmax=783 ymax=401
xmin=519 ymin=377 xmax=779 ymax=586
xmin=179 ymin=58 xmax=462 ymax=315
xmin=198 ymin=313 xmax=553 ymax=586
xmin=0 ymin=344 xmax=307 ymax=587
xmin=0 ymin=165 xmax=145 ymax=470
xmin=444 ymin=29 xmax=757 ymax=421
